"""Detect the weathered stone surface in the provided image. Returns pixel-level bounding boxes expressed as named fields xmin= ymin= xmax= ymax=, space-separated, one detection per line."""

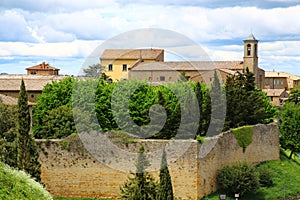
xmin=37 ymin=123 xmax=279 ymax=199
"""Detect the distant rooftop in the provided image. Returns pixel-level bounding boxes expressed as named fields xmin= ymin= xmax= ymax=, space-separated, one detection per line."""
xmin=100 ymin=49 xmax=164 ymax=60
xmin=26 ymin=62 xmax=60 ymax=71
xmin=265 ymin=71 xmax=300 ymax=80
xmin=131 ymin=61 xmax=244 ymax=71
xmin=0 ymin=75 xmax=68 ymax=91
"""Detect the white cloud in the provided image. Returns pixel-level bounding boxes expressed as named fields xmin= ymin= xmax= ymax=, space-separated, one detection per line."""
xmin=0 ymin=1 xmax=300 ymax=75
xmin=0 ymin=40 xmax=102 ymax=58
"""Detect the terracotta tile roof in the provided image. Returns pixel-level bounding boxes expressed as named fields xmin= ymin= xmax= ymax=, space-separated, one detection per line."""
xmin=0 ymin=75 xmax=67 ymax=91
xmin=262 ymin=89 xmax=286 ymax=97
xmin=0 ymin=94 xmax=18 ymax=105
xmin=131 ymin=61 xmax=244 ymax=71
xmin=100 ymin=49 xmax=164 ymax=60
xmin=217 ymin=68 xmax=237 ymax=75
xmin=26 ymin=62 xmax=60 ymax=71
xmin=0 ymin=94 xmax=35 ymax=106
xmin=265 ymin=71 xmax=300 ymax=80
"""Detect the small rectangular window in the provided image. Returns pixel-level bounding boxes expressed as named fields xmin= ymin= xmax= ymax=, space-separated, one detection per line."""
xmin=160 ymin=76 xmax=165 ymax=81
xmin=108 ymin=64 xmax=113 ymax=71
xmin=30 ymin=71 xmax=37 ymax=75
xmin=122 ymin=64 xmax=127 ymax=71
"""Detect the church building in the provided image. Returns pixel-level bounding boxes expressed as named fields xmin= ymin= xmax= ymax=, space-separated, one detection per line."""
xmin=100 ymin=34 xmax=265 ymax=89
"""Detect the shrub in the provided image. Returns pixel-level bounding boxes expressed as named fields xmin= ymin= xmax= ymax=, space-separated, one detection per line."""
xmin=195 ymin=135 xmax=206 ymax=144
xmin=257 ymin=165 xmax=273 ymax=187
xmin=217 ymin=162 xmax=260 ymax=197
xmin=232 ymin=126 xmax=253 ymax=152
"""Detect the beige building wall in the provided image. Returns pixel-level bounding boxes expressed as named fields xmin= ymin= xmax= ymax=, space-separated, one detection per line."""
xmin=101 ymin=59 xmax=139 ymax=81
xmin=101 ymin=58 xmax=164 ymax=82
xmin=265 ymin=77 xmax=288 ymax=89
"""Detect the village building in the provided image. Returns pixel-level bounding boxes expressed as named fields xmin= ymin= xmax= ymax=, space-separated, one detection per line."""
xmin=102 ymin=34 xmax=265 ymax=89
xmin=264 ymin=70 xmax=300 ymax=90
xmin=100 ymin=49 xmax=164 ymax=81
xmin=0 ymin=75 xmax=67 ymax=103
xmin=26 ymin=62 xmax=60 ymax=76
xmin=262 ymin=88 xmax=289 ymax=107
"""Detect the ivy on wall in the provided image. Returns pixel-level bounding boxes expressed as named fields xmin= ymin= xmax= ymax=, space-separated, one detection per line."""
xmin=232 ymin=125 xmax=253 ymax=152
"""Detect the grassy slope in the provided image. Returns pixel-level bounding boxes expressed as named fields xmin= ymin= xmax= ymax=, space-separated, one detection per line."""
xmin=203 ymin=149 xmax=300 ymax=200
xmin=0 ymin=162 xmax=52 ymax=200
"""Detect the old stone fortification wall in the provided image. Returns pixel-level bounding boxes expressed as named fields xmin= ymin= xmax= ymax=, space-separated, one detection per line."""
xmin=37 ymin=123 xmax=279 ymax=199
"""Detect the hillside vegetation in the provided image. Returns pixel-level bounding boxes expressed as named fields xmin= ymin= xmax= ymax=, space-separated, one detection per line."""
xmin=0 ymin=162 xmax=52 ymax=200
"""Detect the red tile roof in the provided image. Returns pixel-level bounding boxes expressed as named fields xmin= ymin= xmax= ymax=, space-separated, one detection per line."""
xmin=26 ymin=62 xmax=60 ymax=71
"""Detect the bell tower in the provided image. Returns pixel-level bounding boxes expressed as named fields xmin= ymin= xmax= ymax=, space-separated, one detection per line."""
xmin=243 ymin=33 xmax=259 ymax=84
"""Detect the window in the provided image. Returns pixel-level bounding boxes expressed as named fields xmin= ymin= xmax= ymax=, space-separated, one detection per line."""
xmin=108 ymin=64 xmax=113 ymax=71
xmin=254 ymin=44 xmax=257 ymax=56
xmin=247 ymin=44 xmax=251 ymax=56
xmin=122 ymin=64 xmax=127 ymax=71
xmin=160 ymin=76 xmax=165 ymax=81
xmin=30 ymin=71 xmax=37 ymax=75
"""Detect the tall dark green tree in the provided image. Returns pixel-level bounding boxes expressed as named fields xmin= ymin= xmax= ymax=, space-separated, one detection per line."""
xmin=120 ymin=145 xmax=157 ymax=200
xmin=225 ymin=68 xmax=277 ymax=130
xmin=195 ymin=82 xmax=211 ymax=136
xmin=17 ymin=79 xmax=41 ymax=181
xmin=208 ymin=70 xmax=226 ymax=136
xmin=157 ymin=149 xmax=173 ymax=200
xmin=286 ymin=86 xmax=300 ymax=104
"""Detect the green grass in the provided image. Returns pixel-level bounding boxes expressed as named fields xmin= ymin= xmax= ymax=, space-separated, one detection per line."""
xmin=54 ymin=198 xmax=109 ymax=200
xmin=0 ymin=162 xmax=52 ymax=200
xmin=202 ymin=149 xmax=300 ymax=200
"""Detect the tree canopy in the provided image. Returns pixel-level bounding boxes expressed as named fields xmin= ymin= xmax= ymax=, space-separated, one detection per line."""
xmin=82 ymin=63 xmax=105 ymax=78
xmin=224 ymin=68 xmax=277 ymax=130
xmin=280 ymin=101 xmax=300 ymax=158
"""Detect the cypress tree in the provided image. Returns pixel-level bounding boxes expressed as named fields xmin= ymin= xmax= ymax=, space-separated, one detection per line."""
xmin=17 ymin=79 xmax=41 ymax=181
xmin=157 ymin=149 xmax=174 ymax=200
xmin=120 ymin=145 xmax=156 ymax=199
xmin=209 ymin=70 xmax=226 ymax=136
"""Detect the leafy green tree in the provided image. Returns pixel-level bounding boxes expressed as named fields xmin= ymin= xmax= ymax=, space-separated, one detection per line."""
xmin=17 ymin=79 xmax=41 ymax=181
xmin=279 ymin=101 xmax=300 ymax=159
xmin=120 ymin=145 xmax=157 ymax=200
xmin=33 ymin=77 xmax=75 ymax=138
xmin=0 ymin=103 xmax=18 ymax=167
xmin=82 ymin=63 xmax=105 ymax=78
xmin=94 ymin=79 xmax=118 ymax=132
xmin=38 ymin=105 xmax=76 ymax=139
xmin=157 ymin=149 xmax=173 ymax=200
xmin=217 ymin=162 xmax=260 ymax=197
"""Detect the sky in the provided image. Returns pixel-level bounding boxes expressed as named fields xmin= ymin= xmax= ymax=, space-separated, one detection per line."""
xmin=0 ymin=0 xmax=300 ymax=75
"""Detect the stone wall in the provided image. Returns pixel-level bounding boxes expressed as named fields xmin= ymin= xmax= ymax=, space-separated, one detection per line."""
xmin=37 ymin=123 xmax=279 ymax=199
